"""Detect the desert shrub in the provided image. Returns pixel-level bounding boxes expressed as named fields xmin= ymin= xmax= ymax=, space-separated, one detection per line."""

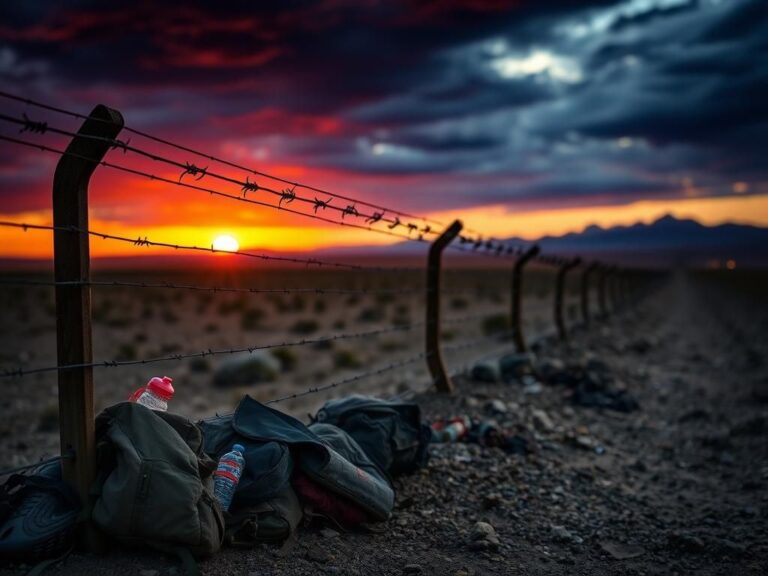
xmin=134 ymin=332 xmax=147 ymax=343
xmin=450 ymin=297 xmax=469 ymax=310
xmin=333 ymin=349 xmax=362 ymax=369
xmin=159 ymin=342 xmax=182 ymax=354
xmin=375 ymin=293 xmax=395 ymax=305
xmin=358 ymin=307 xmax=384 ymax=323
xmin=394 ymin=304 xmax=409 ymax=316
xmin=189 ymin=356 xmax=211 ymax=373
xmin=332 ymin=319 xmax=346 ymax=330
xmin=379 ymin=340 xmax=407 ymax=353
xmin=290 ymin=295 xmax=306 ymax=312
xmin=115 ymin=343 xmax=138 ymax=361
xmin=313 ymin=299 xmax=327 ymax=314
xmin=346 ymin=295 xmax=360 ymax=306
xmin=441 ymin=330 xmax=456 ymax=341
xmin=141 ymin=305 xmax=154 ymax=319
xmin=241 ymin=307 xmax=265 ymax=331
xmin=271 ymin=347 xmax=298 ymax=371
xmin=204 ymin=322 xmax=219 ymax=333
xmin=291 ymin=319 xmax=319 ymax=335
xmin=391 ymin=313 xmax=411 ymax=328
xmin=482 ymin=314 xmax=510 ymax=336
xmin=161 ymin=309 xmax=179 ymax=324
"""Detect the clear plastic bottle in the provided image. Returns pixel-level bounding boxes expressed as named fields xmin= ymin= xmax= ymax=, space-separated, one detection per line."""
xmin=132 ymin=376 xmax=174 ymax=412
xmin=213 ymin=444 xmax=246 ymax=512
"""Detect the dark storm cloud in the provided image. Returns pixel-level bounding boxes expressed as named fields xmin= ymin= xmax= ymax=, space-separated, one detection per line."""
xmin=0 ymin=0 xmax=765 ymax=213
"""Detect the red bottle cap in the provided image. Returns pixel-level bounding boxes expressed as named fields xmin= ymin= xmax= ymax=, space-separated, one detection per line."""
xmin=147 ymin=376 xmax=174 ymax=401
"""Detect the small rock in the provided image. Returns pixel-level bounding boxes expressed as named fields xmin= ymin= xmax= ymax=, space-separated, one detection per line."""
xmin=499 ymin=352 xmax=535 ymax=381
xmin=482 ymin=493 xmax=502 ymax=509
xmin=600 ymin=540 xmax=645 ymax=560
xmin=523 ymin=380 xmax=543 ymax=395
xmin=470 ymin=522 xmax=496 ymax=541
xmin=551 ymin=525 xmax=582 ymax=545
xmin=531 ymin=409 xmax=555 ymax=432
xmin=403 ymin=564 xmax=423 ymax=574
xmin=321 ymin=527 xmax=340 ymax=538
xmin=486 ymin=399 xmax=508 ymax=414
xmin=213 ymin=351 xmax=280 ymax=387
xmin=471 ymin=361 xmax=500 ymax=383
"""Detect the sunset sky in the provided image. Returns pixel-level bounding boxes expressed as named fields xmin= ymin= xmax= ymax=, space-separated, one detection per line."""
xmin=0 ymin=0 xmax=766 ymax=259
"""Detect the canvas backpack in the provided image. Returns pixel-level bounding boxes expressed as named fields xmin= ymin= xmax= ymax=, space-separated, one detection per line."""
xmin=313 ymin=395 xmax=431 ymax=477
xmin=91 ymin=402 xmax=224 ymax=564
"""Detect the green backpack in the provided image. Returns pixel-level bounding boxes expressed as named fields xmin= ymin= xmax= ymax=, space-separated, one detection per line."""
xmin=91 ymin=402 xmax=225 ymax=564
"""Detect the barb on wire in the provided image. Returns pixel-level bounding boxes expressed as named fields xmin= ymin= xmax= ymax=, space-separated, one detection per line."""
xmin=279 ymin=186 xmax=296 ymax=207
xmin=366 ymin=211 xmax=383 ymax=224
xmin=110 ymin=137 xmax=130 ymax=153
xmin=20 ymin=112 xmax=47 ymax=134
xmin=341 ymin=204 xmax=358 ymax=220
xmin=388 ymin=217 xmax=401 ymax=230
xmin=179 ymin=162 xmax=208 ymax=182
xmin=313 ymin=196 xmax=332 ymax=213
xmin=241 ymin=177 xmax=259 ymax=196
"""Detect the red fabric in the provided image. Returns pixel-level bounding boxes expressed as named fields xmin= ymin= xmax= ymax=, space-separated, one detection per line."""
xmin=292 ymin=472 xmax=368 ymax=527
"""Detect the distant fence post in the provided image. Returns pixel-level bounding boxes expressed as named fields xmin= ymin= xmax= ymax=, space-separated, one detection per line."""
xmin=426 ymin=219 xmax=463 ymax=393
xmin=511 ymin=245 xmax=540 ymax=353
xmin=597 ymin=265 xmax=608 ymax=318
xmin=53 ymin=104 xmax=124 ymax=549
xmin=580 ymin=262 xmax=598 ymax=325
xmin=554 ymin=257 xmax=581 ymax=341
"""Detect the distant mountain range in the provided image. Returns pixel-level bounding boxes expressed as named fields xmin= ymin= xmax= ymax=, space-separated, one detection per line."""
xmin=503 ymin=215 xmax=768 ymax=267
xmin=317 ymin=214 xmax=767 ymax=268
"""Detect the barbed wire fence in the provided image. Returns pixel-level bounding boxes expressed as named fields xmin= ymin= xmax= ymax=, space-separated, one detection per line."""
xmin=0 ymin=93 xmax=655 ymax=510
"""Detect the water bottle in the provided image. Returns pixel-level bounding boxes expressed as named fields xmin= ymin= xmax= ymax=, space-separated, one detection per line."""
xmin=214 ymin=444 xmax=246 ymax=511
xmin=440 ymin=417 xmax=470 ymax=442
xmin=131 ymin=376 xmax=174 ymax=411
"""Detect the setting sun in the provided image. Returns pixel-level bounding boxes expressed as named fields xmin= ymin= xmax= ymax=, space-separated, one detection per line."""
xmin=212 ymin=234 xmax=239 ymax=252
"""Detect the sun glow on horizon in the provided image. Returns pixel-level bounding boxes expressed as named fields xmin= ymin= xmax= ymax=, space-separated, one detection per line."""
xmin=212 ymin=234 xmax=239 ymax=252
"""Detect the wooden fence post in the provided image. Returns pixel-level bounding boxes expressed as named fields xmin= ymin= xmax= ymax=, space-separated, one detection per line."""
xmin=426 ymin=219 xmax=463 ymax=393
xmin=554 ymin=257 xmax=581 ymax=341
xmin=597 ymin=265 xmax=608 ymax=318
xmin=511 ymin=245 xmax=540 ymax=353
xmin=53 ymin=104 xmax=124 ymax=549
xmin=580 ymin=262 xmax=598 ymax=326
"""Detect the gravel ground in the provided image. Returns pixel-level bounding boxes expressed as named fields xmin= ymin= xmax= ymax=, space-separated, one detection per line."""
xmin=2 ymin=270 xmax=767 ymax=575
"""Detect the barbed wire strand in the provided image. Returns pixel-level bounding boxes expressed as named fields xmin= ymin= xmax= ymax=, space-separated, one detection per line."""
xmin=0 ymin=219 xmax=423 ymax=273
xmin=0 ymin=277 xmax=476 ymax=296
xmin=0 ymin=91 xmax=499 ymax=236
xmin=0 ymin=312 xmax=494 ymax=379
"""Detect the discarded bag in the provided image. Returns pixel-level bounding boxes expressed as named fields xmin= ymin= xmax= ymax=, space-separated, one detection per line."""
xmin=313 ymin=395 xmax=431 ymax=476
xmin=200 ymin=396 xmax=394 ymax=527
xmin=223 ymin=484 xmax=302 ymax=547
xmin=92 ymin=402 xmax=225 ymax=559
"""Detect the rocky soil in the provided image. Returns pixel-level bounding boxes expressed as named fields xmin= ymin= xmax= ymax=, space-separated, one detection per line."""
xmin=2 ymin=269 xmax=767 ymax=575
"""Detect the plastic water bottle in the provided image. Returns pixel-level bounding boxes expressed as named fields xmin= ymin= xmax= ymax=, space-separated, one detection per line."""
xmin=131 ymin=376 xmax=174 ymax=411
xmin=213 ymin=444 xmax=246 ymax=511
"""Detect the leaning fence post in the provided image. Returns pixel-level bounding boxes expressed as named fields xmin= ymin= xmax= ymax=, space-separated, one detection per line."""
xmin=511 ymin=245 xmax=540 ymax=353
xmin=580 ymin=262 xmax=598 ymax=325
xmin=426 ymin=219 xmax=463 ymax=393
xmin=554 ymin=257 xmax=581 ymax=341
xmin=53 ymin=104 xmax=124 ymax=549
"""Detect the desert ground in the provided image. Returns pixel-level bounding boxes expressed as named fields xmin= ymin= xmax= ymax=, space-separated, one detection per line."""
xmin=1 ymin=267 xmax=767 ymax=575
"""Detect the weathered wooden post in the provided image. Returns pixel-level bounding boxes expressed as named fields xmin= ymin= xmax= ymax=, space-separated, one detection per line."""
xmin=554 ymin=257 xmax=581 ymax=341
xmin=511 ymin=245 xmax=540 ymax=353
xmin=580 ymin=262 xmax=598 ymax=326
xmin=597 ymin=264 xmax=609 ymax=318
xmin=426 ymin=219 xmax=463 ymax=393
xmin=53 ymin=104 xmax=124 ymax=549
